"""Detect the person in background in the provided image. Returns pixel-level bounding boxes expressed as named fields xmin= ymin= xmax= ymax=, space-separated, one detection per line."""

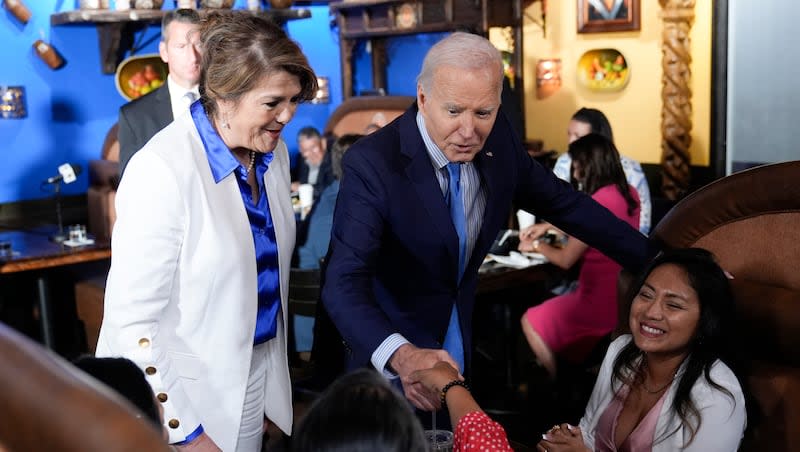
xmin=539 ymin=248 xmax=746 ymax=452
xmin=118 ymin=8 xmax=201 ymax=177
xmin=96 ymin=11 xmax=317 ymax=451
xmin=73 ymin=356 xmax=163 ymax=433
xmin=519 ymin=133 xmax=640 ymax=379
xmin=321 ymin=31 xmax=655 ymax=420
xmin=297 ymin=133 xmax=363 ymax=270
xmin=293 ymin=133 xmax=363 ymax=362
xmin=291 ymin=126 xmax=334 ymax=197
xmin=551 ymin=107 xmax=651 ymax=235
xmin=412 ymin=362 xmax=513 ymax=451
xmin=291 ymin=369 xmax=428 ymax=452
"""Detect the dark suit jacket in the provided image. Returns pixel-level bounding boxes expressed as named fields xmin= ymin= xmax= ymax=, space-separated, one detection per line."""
xmin=321 ymin=104 xmax=655 ymax=372
xmin=118 ymin=84 xmax=172 ymax=177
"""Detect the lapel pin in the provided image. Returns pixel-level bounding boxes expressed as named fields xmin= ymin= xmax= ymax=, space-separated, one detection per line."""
xmin=486 ymin=151 xmax=493 ymax=157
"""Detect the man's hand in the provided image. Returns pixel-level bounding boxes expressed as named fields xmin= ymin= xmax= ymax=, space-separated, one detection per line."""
xmin=174 ymin=432 xmax=221 ymax=452
xmin=389 ymin=344 xmax=460 ymax=411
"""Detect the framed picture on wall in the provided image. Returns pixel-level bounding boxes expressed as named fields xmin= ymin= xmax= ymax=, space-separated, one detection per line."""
xmin=577 ymin=0 xmax=640 ymax=33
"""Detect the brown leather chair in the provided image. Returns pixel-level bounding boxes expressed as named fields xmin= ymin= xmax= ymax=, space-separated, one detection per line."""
xmin=323 ymin=95 xmax=415 ymax=137
xmin=617 ymin=161 xmax=800 ymax=451
xmin=0 ymin=322 xmax=169 ymax=452
xmin=87 ymin=123 xmax=120 ymax=244
xmin=76 ymin=123 xmax=119 ymax=354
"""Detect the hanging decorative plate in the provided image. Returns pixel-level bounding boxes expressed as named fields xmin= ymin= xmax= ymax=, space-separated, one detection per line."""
xmin=115 ymin=54 xmax=169 ymax=101
xmin=577 ymin=48 xmax=630 ymax=92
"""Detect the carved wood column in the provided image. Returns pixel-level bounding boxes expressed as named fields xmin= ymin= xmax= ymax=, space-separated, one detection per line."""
xmin=370 ymin=38 xmax=388 ymax=94
xmin=339 ymin=38 xmax=356 ymax=99
xmin=659 ymin=0 xmax=695 ymax=200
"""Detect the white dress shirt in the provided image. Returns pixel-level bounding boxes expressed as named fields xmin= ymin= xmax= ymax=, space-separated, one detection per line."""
xmin=166 ymin=75 xmax=199 ymax=120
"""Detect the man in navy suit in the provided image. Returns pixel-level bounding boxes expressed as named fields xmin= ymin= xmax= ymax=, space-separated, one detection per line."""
xmin=321 ymin=32 xmax=655 ymax=411
xmin=118 ymin=9 xmax=201 ymax=177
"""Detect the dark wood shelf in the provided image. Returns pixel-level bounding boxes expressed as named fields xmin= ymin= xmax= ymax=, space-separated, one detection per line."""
xmin=329 ymin=0 xmax=523 ymax=99
xmin=51 ymin=8 xmax=312 ymax=74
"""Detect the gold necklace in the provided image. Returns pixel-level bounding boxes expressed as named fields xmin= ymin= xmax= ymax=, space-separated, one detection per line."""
xmin=641 ymin=378 xmax=672 ymax=394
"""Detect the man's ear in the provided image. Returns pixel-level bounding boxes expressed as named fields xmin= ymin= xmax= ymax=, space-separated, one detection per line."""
xmin=416 ymin=83 xmax=426 ymax=110
xmin=158 ymin=40 xmax=169 ymax=64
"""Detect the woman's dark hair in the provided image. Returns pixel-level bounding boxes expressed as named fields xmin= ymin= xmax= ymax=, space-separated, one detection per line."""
xmin=612 ymin=248 xmax=738 ymax=447
xmin=331 ymin=134 xmax=363 ymax=180
xmin=72 ymin=356 xmax=161 ymax=429
xmin=292 ymin=369 xmax=427 ymax=452
xmin=568 ymin=133 xmax=637 ymax=215
xmin=197 ymin=11 xmax=317 ymax=119
xmin=571 ymin=107 xmax=614 ymax=142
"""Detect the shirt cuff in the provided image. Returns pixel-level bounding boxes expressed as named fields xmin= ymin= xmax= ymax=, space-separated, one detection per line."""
xmin=172 ymin=424 xmax=204 ymax=446
xmin=371 ymin=333 xmax=409 ymax=379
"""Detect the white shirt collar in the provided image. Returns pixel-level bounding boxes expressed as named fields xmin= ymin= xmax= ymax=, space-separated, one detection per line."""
xmin=166 ymin=74 xmax=199 ymax=120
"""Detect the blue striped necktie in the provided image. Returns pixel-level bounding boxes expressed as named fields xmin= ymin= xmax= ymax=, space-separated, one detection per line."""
xmin=443 ymin=162 xmax=466 ymax=372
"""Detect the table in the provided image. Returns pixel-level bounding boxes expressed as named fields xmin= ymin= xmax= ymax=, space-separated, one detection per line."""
xmin=0 ymin=227 xmax=111 ymax=349
xmin=476 ymin=261 xmax=564 ymax=390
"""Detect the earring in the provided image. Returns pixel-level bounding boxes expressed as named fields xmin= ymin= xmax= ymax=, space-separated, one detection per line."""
xmin=223 ymin=121 xmax=230 ymax=129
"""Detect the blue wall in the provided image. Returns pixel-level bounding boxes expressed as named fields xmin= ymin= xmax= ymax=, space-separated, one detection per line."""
xmin=0 ymin=1 xmax=438 ymax=204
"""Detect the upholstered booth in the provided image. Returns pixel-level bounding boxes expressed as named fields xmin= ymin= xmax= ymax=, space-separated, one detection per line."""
xmin=323 ymin=95 xmax=415 ymax=137
xmin=618 ymin=161 xmax=800 ymax=451
xmin=0 ymin=322 xmax=169 ymax=451
xmin=87 ymin=123 xmax=120 ymax=244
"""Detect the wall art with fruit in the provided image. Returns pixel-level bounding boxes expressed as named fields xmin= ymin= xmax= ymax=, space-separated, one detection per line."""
xmin=115 ymin=54 xmax=168 ymax=101
xmin=577 ymin=48 xmax=630 ymax=92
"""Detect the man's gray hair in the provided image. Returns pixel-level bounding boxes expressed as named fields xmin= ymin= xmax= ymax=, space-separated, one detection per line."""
xmin=417 ymin=32 xmax=503 ymax=96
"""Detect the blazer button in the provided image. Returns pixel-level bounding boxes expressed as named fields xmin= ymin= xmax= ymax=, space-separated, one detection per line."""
xmin=157 ymin=393 xmax=168 ymax=403
xmin=168 ymin=419 xmax=180 ymax=429
xmin=145 ymin=366 xmax=157 ymax=375
xmin=138 ymin=338 xmax=150 ymax=348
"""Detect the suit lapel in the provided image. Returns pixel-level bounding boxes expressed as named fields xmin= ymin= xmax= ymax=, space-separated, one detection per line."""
xmin=154 ymin=84 xmax=175 ymax=126
xmin=398 ymin=109 xmax=460 ymax=268
xmin=469 ymin=148 xmax=501 ymax=271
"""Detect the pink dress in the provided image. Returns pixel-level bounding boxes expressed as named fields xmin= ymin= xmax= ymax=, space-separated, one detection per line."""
xmin=594 ymin=385 xmax=670 ymax=451
xmin=524 ymin=185 xmax=640 ymax=362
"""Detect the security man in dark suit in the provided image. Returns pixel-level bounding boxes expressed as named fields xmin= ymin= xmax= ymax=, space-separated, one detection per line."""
xmin=118 ymin=9 xmax=201 ymax=177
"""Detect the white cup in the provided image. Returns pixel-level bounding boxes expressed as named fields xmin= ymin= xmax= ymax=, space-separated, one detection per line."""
xmin=516 ymin=209 xmax=536 ymax=230
xmin=298 ymin=184 xmax=314 ymax=207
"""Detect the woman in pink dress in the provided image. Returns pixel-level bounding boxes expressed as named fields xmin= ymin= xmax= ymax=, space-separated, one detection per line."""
xmin=518 ymin=133 xmax=640 ymax=378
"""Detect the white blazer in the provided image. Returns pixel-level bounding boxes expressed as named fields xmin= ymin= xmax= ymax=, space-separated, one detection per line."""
xmin=580 ymin=335 xmax=746 ymax=451
xmin=96 ymin=112 xmax=295 ymax=451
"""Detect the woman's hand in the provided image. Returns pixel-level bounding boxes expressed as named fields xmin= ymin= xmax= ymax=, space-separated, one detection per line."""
xmin=536 ymin=424 xmax=588 ymax=452
xmin=519 ymin=223 xmax=551 ymax=242
xmin=174 ymin=432 xmax=222 ymax=452
xmin=410 ymin=361 xmax=463 ymax=395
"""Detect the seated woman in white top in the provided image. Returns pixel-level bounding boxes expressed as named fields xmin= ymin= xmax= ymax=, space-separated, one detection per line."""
xmin=552 ymin=107 xmax=651 ymax=234
xmin=539 ymin=248 xmax=746 ymax=451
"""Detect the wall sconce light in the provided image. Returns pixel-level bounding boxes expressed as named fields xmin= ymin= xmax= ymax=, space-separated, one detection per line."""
xmin=536 ymin=58 xmax=561 ymax=99
xmin=0 ymin=86 xmax=27 ymax=119
xmin=311 ymin=76 xmax=330 ymax=104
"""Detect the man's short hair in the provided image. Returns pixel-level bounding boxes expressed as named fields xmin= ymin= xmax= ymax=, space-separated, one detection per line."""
xmin=297 ymin=126 xmax=322 ymax=141
xmin=161 ymin=8 xmax=201 ymax=42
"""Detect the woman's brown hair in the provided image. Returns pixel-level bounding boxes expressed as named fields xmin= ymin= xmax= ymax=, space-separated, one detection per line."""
xmin=197 ymin=11 xmax=317 ymax=119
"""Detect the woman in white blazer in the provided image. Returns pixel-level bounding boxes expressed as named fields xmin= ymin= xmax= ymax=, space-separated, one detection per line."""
xmin=539 ymin=248 xmax=746 ymax=451
xmin=96 ymin=12 xmax=318 ymax=452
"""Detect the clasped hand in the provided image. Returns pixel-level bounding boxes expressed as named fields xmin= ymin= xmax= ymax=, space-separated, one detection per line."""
xmin=389 ymin=344 xmax=461 ymax=411
xmin=536 ymin=423 xmax=588 ymax=452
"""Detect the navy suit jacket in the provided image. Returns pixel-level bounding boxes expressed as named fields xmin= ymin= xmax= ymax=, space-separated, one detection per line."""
xmin=321 ymin=104 xmax=655 ymax=372
xmin=118 ymin=84 xmax=173 ymax=177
